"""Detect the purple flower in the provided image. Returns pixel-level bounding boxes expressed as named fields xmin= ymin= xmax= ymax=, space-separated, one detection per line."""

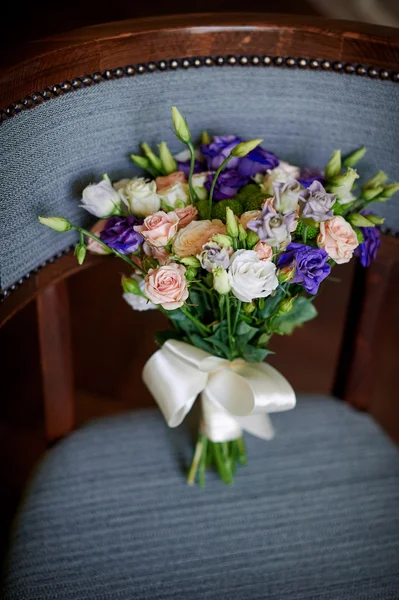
xmin=176 ymin=159 xmax=204 ymax=178
xmin=299 ymin=180 xmax=336 ymax=222
xmin=278 ymin=242 xmax=331 ymax=295
xmin=237 ymin=146 xmax=279 ymax=178
xmin=247 ymin=204 xmax=295 ymax=247
xmin=199 ymin=242 xmax=230 ymax=272
xmin=201 ymin=135 xmax=242 ymax=170
xmin=299 ymin=167 xmax=325 ymax=188
xmin=354 ymin=215 xmax=381 ymax=267
xmin=205 ymin=169 xmax=250 ymax=200
xmin=100 ymin=216 xmax=144 ymax=254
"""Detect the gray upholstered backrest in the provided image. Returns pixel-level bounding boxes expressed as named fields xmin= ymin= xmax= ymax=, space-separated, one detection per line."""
xmin=1 ymin=67 xmax=399 ymax=291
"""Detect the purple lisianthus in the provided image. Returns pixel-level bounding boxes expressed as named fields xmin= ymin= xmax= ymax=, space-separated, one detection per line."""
xmin=299 ymin=180 xmax=336 ymax=222
xmin=205 ymin=169 xmax=250 ymax=200
xmin=199 ymin=242 xmax=230 ymax=272
xmin=354 ymin=215 xmax=381 ymax=267
xmin=237 ymin=146 xmax=279 ymax=178
xmin=247 ymin=204 xmax=295 ymax=247
xmin=299 ymin=167 xmax=325 ymax=188
xmin=201 ymin=135 xmax=242 ymax=170
xmin=278 ymin=242 xmax=331 ymax=295
xmin=100 ymin=215 xmax=144 ymax=254
xmin=176 ymin=159 xmax=204 ymax=178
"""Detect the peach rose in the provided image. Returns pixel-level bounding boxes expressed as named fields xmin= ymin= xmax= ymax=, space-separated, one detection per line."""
xmin=172 ymin=219 xmax=226 ymax=257
xmin=254 ymin=241 xmax=274 ymax=261
xmin=134 ymin=211 xmax=179 ymax=248
xmin=156 ymin=171 xmax=187 ymax=194
xmin=145 ymin=263 xmax=189 ymax=310
xmin=175 ymin=205 xmax=198 ymax=229
xmin=318 ymin=216 xmax=359 ymax=264
xmin=240 ymin=210 xmax=261 ymax=229
xmin=87 ymin=219 xmax=111 ymax=255
xmin=143 ymin=242 xmax=170 ymax=265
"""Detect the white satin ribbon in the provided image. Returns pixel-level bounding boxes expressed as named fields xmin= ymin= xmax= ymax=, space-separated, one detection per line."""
xmin=143 ymin=340 xmax=296 ymax=443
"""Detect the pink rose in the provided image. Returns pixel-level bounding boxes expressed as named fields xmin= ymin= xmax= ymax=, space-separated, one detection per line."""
xmin=240 ymin=210 xmax=261 ymax=229
xmin=318 ymin=216 xmax=359 ymax=264
xmin=143 ymin=242 xmax=170 ymax=265
xmin=254 ymin=241 xmax=273 ymax=261
xmin=172 ymin=219 xmax=226 ymax=257
xmin=87 ymin=219 xmax=111 ymax=255
xmin=156 ymin=171 xmax=187 ymax=194
xmin=134 ymin=211 xmax=179 ymax=248
xmin=145 ymin=263 xmax=189 ymax=310
xmin=175 ymin=205 xmax=198 ymax=229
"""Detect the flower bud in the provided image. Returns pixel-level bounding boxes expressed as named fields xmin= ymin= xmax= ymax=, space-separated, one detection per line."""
xmin=348 ymin=213 xmax=375 ymax=228
xmin=213 ymin=267 xmax=231 ymax=294
xmin=211 ymin=233 xmax=233 ymax=248
xmin=277 ymin=296 xmax=297 ymax=316
xmin=75 ymin=242 xmax=86 ymax=265
xmin=278 ymin=266 xmax=295 ymax=283
xmin=185 ymin=267 xmax=198 ymax=280
xmin=38 ymin=216 xmax=72 ymax=232
xmin=366 ymin=214 xmax=385 ymax=225
xmin=362 ymin=186 xmax=384 ymax=201
xmin=238 ymin=224 xmax=247 ymax=243
xmin=180 ymin=256 xmax=201 ymax=268
xmin=343 ymin=146 xmax=366 ymax=168
xmin=325 ymin=150 xmax=341 ymax=180
xmin=122 ymin=275 xmax=143 ymax=296
xmin=246 ymin=231 xmax=259 ymax=249
xmin=171 ymin=106 xmax=191 ymax=144
xmin=330 ymin=167 xmax=359 ymax=191
xmin=158 ymin=142 xmax=177 ymax=175
xmin=362 ymin=170 xmax=388 ymax=190
xmin=130 ymin=154 xmax=159 ymax=177
xmin=141 ymin=142 xmax=163 ymax=172
xmin=226 ymin=207 xmax=239 ymax=238
xmin=230 ymin=139 xmax=263 ymax=158
xmin=380 ymin=183 xmax=399 ymax=199
xmin=201 ymin=130 xmax=211 ymax=145
xmin=243 ymin=302 xmax=255 ymax=314
xmin=353 ymin=227 xmax=364 ymax=244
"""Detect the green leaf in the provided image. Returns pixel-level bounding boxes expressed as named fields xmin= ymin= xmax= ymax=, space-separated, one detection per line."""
xmin=188 ymin=290 xmax=206 ymax=319
xmin=235 ymin=321 xmax=258 ymax=344
xmin=188 ymin=333 xmax=221 ymax=356
xmin=257 ymin=288 xmax=285 ymax=319
xmin=240 ymin=345 xmax=272 ymax=363
xmin=271 ymin=296 xmax=318 ymax=335
xmin=155 ymin=330 xmax=183 ymax=346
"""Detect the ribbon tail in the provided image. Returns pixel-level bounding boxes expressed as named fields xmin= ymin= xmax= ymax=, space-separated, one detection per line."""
xmin=234 ymin=414 xmax=275 ymax=440
xmin=201 ymin=391 xmax=242 ymax=443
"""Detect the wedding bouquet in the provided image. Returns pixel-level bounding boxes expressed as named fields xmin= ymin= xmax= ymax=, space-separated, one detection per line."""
xmin=40 ymin=107 xmax=398 ymax=485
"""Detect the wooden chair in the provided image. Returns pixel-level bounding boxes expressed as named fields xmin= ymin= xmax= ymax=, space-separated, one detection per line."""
xmin=1 ymin=15 xmax=399 ymax=599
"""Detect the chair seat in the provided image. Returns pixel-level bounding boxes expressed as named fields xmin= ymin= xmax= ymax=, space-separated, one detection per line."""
xmin=2 ymin=396 xmax=399 ymax=600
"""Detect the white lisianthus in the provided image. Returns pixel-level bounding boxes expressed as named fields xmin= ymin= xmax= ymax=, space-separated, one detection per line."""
xmin=336 ymin=190 xmax=356 ymax=205
xmin=192 ymin=172 xmax=209 ymax=201
xmin=80 ymin=180 xmax=122 ymax=218
xmin=228 ymin=250 xmax=278 ymax=302
xmin=213 ymin=267 xmax=231 ymax=294
xmin=159 ymin=181 xmax=189 ymax=210
xmin=273 ymin=180 xmax=302 ymax=214
xmin=123 ymin=275 xmax=156 ymax=312
xmin=257 ymin=161 xmax=300 ymax=195
xmin=117 ymin=177 xmax=161 ymax=217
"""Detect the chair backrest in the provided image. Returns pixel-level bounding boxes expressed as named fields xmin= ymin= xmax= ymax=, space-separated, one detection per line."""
xmin=1 ymin=13 xmax=399 ymax=316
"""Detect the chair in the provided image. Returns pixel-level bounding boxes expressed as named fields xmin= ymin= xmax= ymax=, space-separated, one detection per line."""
xmin=1 ymin=14 xmax=399 ymax=599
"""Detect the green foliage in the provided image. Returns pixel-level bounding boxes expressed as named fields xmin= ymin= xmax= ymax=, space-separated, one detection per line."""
xmin=271 ymin=297 xmax=318 ymax=335
xmin=211 ymin=198 xmax=244 ymax=222
xmin=196 ymin=198 xmax=210 ymax=220
xmin=295 ymin=221 xmax=319 ymax=240
xmin=235 ymin=184 xmax=268 ymax=212
xmin=257 ymin=288 xmax=285 ymax=319
xmin=332 ymin=201 xmax=347 ymax=216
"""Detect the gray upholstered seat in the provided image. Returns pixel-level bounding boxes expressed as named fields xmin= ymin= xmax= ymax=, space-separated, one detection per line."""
xmin=3 ymin=396 xmax=399 ymax=599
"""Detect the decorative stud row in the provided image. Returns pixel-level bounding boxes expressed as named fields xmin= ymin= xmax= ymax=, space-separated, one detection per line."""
xmin=1 ymin=54 xmax=398 ymax=123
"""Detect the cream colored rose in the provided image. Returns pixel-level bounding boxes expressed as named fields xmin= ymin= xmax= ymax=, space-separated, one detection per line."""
xmin=175 ymin=205 xmax=198 ymax=228
xmin=145 ymin=263 xmax=189 ymax=310
xmin=254 ymin=241 xmax=273 ymax=261
xmin=155 ymin=171 xmax=186 ymax=193
xmin=117 ymin=177 xmax=160 ymax=217
xmin=172 ymin=219 xmax=226 ymax=257
xmin=159 ymin=181 xmax=189 ymax=209
xmin=240 ymin=210 xmax=261 ymax=229
xmin=318 ymin=216 xmax=359 ymax=264
xmin=192 ymin=172 xmax=210 ymax=201
xmin=135 ymin=211 xmax=179 ymax=248
xmin=228 ymin=250 xmax=278 ymax=302
xmin=81 ymin=180 xmax=122 ymax=217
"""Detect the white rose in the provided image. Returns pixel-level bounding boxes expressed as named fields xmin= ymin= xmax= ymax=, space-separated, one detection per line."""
xmin=123 ymin=276 xmax=156 ymax=312
xmin=258 ymin=161 xmax=300 ymax=195
xmin=118 ymin=177 xmax=161 ymax=217
xmin=81 ymin=180 xmax=122 ymax=218
xmin=228 ymin=250 xmax=278 ymax=302
xmin=160 ymin=181 xmax=189 ymax=210
xmin=192 ymin=172 xmax=209 ymax=201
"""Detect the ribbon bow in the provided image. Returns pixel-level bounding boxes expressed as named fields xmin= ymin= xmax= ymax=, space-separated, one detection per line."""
xmin=143 ymin=340 xmax=296 ymax=443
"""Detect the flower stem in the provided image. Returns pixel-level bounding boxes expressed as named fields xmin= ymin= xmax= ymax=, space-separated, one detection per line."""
xmin=232 ymin=300 xmax=242 ymax=334
xmin=225 ymin=293 xmax=235 ymax=358
xmin=236 ymin=437 xmax=247 ymax=466
xmin=187 ymin=141 xmax=198 ymax=205
xmin=302 ymin=225 xmax=308 ymax=245
xmin=198 ymin=436 xmax=208 ymax=487
xmin=213 ymin=443 xmax=233 ymax=484
xmin=207 ymin=154 xmax=234 ymax=219
xmin=180 ymin=305 xmax=212 ymax=335
xmin=187 ymin=433 xmax=205 ymax=485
